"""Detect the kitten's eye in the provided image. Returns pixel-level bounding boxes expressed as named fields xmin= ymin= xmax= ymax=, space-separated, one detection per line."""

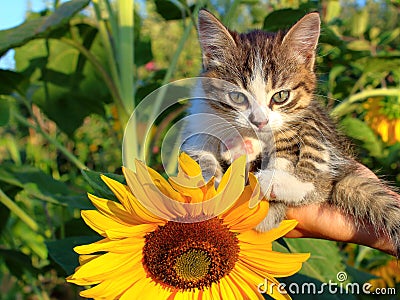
xmin=271 ymin=90 xmax=290 ymax=104
xmin=228 ymin=91 xmax=248 ymax=106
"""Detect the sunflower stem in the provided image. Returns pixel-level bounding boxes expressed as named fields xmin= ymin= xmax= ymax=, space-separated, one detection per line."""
xmin=331 ymin=88 xmax=400 ymax=117
xmin=0 ymin=188 xmax=39 ymax=232
xmin=142 ymin=2 xmax=203 ymax=166
xmin=14 ymin=113 xmax=87 ymax=170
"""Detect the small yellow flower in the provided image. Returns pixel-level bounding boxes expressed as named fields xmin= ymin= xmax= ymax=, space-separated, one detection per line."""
xmin=364 ymin=98 xmax=400 ymax=145
xmin=67 ymin=153 xmax=309 ymax=299
xmin=369 ymin=259 xmax=400 ymax=290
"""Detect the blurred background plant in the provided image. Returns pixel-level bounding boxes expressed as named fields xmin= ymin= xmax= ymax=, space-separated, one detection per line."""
xmin=0 ymin=0 xmax=399 ymax=299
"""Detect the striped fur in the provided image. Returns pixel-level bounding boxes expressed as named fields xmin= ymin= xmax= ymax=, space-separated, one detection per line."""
xmin=182 ymin=10 xmax=400 ymax=255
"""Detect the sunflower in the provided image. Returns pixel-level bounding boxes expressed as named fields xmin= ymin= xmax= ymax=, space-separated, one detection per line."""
xmin=364 ymin=98 xmax=400 ymax=145
xmin=67 ymin=153 xmax=309 ymax=299
xmin=369 ymin=259 xmax=400 ymax=291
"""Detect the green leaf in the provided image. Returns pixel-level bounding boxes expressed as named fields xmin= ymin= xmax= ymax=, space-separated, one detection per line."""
xmin=54 ymin=195 xmax=94 ymax=210
xmin=357 ymin=57 xmax=400 ymax=74
xmin=324 ymin=0 xmax=341 ymax=23
xmin=350 ymin=10 xmax=368 ymax=37
xmin=340 ymin=117 xmax=383 ymax=158
xmin=319 ymin=25 xmax=344 ymax=47
xmin=0 ymin=249 xmax=39 ymax=278
xmin=0 ymin=202 xmax=10 ymax=236
xmin=154 ymin=0 xmax=189 ymax=21
xmin=0 ymin=163 xmax=70 ymax=194
xmin=0 ymin=96 xmax=10 ymax=126
xmin=12 ymin=222 xmax=48 ymax=259
xmin=0 ymin=70 xmax=27 ymax=95
xmin=135 ymin=35 xmax=153 ymax=67
xmin=0 ymin=0 xmax=90 ymax=55
xmin=378 ymin=28 xmax=400 ymax=45
xmin=0 ymin=163 xmax=90 ymax=209
xmin=328 ymin=65 xmax=346 ymax=91
xmin=58 ymin=218 xmax=98 ymax=237
xmin=46 ymin=236 xmax=101 ymax=275
xmin=284 ymin=239 xmax=346 ymax=284
xmin=345 ymin=265 xmax=376 ymax=284
xmin=347 ymin=40 xmax=371 ymax=52
xmin=81 ymin=169 xmax=125 ymax=201
xmin=14 ymin=27 xmax=112 ymax=135
xmin=263 ymin=9 xmax=306 ymax=32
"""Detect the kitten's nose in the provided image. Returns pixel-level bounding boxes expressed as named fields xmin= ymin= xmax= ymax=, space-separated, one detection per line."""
xmin=249 ymin=112 xmax=269 ymax=129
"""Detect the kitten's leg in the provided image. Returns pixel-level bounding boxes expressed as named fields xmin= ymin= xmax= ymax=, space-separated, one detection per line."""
xmin=255 ymin=158 xmax=315 ymax=231
xmin=182 ymin=149 xmax=223 ymax=182
xmin=180 ymin=134 xmax=224 ymax=182
xmin=333 ymin=173 xmax=400 ymax=256
xmin=197 ymin=152 xmax=224 ymax=182
xmin=256 ymin=158 xmax=315 ymax=204
xmin=255 ymin=202 xmax=286 ymax=231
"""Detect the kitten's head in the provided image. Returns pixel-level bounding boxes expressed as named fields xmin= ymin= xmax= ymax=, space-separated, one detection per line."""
xmin=197 ymin=10 xmax=320 ymax=133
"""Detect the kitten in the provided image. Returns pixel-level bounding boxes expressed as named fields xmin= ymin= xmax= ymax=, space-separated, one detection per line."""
xmin=181 ymin=9 xmax=400 ymax=255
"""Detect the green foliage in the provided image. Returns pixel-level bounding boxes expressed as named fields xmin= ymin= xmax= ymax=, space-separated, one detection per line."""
xmin=0 ymin=0 xmax=90 ymax=55
xmin=340 ymin=117 xmax=383 ymax=158
xmin=81 ymin=169 xmax=125 ymax=201
xmin=0 ymin=0 xmax=399 ymax=298
xmin=46 ymin=236 xmax=101 ymax=275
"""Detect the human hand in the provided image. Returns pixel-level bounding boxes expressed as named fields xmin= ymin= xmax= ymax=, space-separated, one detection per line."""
xmin=284 ymin=163 xmax=399 ymax=257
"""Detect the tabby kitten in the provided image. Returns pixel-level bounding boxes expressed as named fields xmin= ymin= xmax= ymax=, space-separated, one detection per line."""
xmin=181 ymin=9 xmax=400 ymax=255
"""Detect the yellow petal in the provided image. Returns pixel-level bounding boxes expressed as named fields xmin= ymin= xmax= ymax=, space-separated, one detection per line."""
xmin=79 ymin=266 xmax=142 ymax=299
xmin=120 ymin=277 xmax=170 ymax=300
xmin=212 ymin=155 xmax=246 ymax=215
xmin=232 ymin=264 xmax=291 ymax=300
xmin=74 ymin=237 xmax=144 ymax=254
xmin=222 ymin=184 xmax=269 ymax=231
xmin=87 ymin=193 xmax=140 ymax=225
xmin=203 ymin=176 xmax=217 ymax=200
xmin=228 ymin=269 xmax=265 ymax=299
xmin=105 ymin=223 xmax=157 ymax=240
xmin=395 ymin=119 xmax=400 ymax=142
xmin=135 ymin=160 xmax=188 ymax=217
xmin=146 ymin=165 xmax=187 ymax=202
xmin=247 ymin=172 xmax=262 ymax=208
xmin=198 ymin=287 xmax=212 ymax=300
xmin=239 ymin=251 xmax=310 ymax=277
xmin=81 ymin=210 xmax=125 ymax=236
xmin=126 ymin=193 xmax=167 ymax=225
xmin=71 ymin=251 xmax=140 ymax=282
xmin=66 ymin=275 xmax=99 ymax=286
xmin=78 ymin=254 xmax=100 ymax=265
xmin=168 ymin=176 xmax=204 ymax=203
xmin=105 ymin=172 xmax=166 ymax=225
xmin=238 ymin=220 xmax=298 ymax=246
xmin=219 ymin=277 xmax=245 ymax=300
xmin=100 ymin=175 xmax=135 ymax=213
xmin=171 ymin=289 xmax=196 ymax=300
xmin=178 ymin=152 xmax=203 ymax=179
xmin=124 ymin=165 xmax=186 ymax=220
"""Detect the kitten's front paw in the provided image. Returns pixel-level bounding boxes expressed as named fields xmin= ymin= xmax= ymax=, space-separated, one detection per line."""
xmin=255 ymin=202 xmax=286 ymax=232
xmin=255 ymin=169 xmax=274 ymax=199
xmin=256 ymin=169 xmax=315 ymax=204
xmin=197 ymin=153 xmax=222 ymax=182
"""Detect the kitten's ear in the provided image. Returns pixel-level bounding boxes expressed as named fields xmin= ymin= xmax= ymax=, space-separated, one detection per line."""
xmin=282 ymin=12 xmax=320 ymax=68
xmin=198 ymin=9 xmax=236 ymax=69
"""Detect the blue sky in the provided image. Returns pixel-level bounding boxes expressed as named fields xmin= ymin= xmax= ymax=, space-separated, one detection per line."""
xmin=0 ymin=1 xmax=60 ymax=69
xmin=0 ymin=0 xmax=48 ymax=30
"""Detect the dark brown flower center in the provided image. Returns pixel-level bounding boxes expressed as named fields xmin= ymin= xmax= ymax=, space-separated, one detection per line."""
xmin=142 ymin=217 xmax=239 ymax=291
